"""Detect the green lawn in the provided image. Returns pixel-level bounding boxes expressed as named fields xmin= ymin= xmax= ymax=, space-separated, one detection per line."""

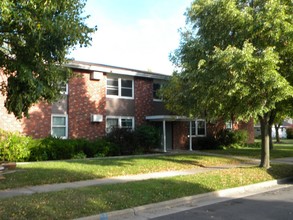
xmin=205 ymin=139 xmax=293 ymax=159
xmin=0 ymin=164 xmax=292 ymax=220
xmin=1 ymin=154 xmax=246 ymax=190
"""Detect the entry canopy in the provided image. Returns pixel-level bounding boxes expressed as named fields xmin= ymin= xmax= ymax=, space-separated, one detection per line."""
xmin=145 ymin=115 xmax=192 ymax=121
xmin=146 ymin=115 xmax=194 ymax=152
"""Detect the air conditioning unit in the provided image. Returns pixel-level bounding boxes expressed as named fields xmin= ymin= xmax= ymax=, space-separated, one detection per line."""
xmin=90 ymin=71 xmax=103 ymax=80
xmin=91 ymin=114 xmax=103 ymax=122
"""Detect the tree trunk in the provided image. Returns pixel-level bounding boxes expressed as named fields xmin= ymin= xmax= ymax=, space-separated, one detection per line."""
xmin=269 ymin=125 xmax=273 ymax=150
xmin=259 ymin=115 xmax=270 ymax=169
xmin=275 ymin=124 xmax=281 ymax=143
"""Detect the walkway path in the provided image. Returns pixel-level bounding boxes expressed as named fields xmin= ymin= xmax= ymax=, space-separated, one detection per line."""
xmin=0 ymin=163 xmax=256 ymax=199
xmin=0 ymin=154 xmax=292 ymax=200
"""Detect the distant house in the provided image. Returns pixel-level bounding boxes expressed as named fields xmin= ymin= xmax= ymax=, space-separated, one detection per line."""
xmin=0 ymin=61 xmax=254 ymax=151
xmin=254 ymin=118 xmax=293 ymax=139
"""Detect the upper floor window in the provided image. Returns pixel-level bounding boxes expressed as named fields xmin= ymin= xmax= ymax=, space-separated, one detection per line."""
xmin=153 ymin=82 xmax=162 ymax=101
xmin=107 ymin=77 xmax=133 ymax=99
xmin=225 ymin=121 xmax=232 ymax=130
xmin=59 ymin=82 xmax=68 ymax=95
xmin=191 ymin=119 xmax=206 ymax=136
xmin=51 ymin=115 xmax=68 ymax=139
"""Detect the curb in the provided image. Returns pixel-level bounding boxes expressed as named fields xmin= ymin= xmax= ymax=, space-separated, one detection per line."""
xmin=75 ymin=177 xmax=293 ymax=220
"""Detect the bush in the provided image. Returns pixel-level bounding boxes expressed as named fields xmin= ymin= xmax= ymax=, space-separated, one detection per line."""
xmin=29 ymin=136 xmax=115 ymax=161
xmin=29 ymin=137 xmax=76 ymax=160
xmin=192 ymin=136 xmax=220 ymax=150
xmin=217 ymin=129 xmax=248 ymax=147
xmin=106 ymin=128 xmax=137 ymax=155
xmin=87 ymin=138 xmax=113 ymax=157
xmin=134 ymin=125 xmax=160 ymax=152
xmin=0 ymin=129 xmax=32 ymax=162
xmin=286 ymin=127 xmax=293 ymax=139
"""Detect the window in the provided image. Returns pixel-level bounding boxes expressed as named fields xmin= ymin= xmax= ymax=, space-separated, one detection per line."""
xmin=153 ymin=82 xmax=162 ymax=100
xmin=106 ymin=116 xmax=134 ymax=133
xmin=59 ymin=82 xmax=68 ymax=95
xmin=51 ymin=115 xmax=68 ymax=138
xmin=107 ymin=77 xmax=133 ymax=98
xmin=191 ymin=119 xmax=206 ymax=136
xmin=225 ymin=121 xmax=232 ymax=130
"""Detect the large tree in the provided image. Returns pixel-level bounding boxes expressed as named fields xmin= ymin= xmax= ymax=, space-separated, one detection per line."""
xmin=161 ymin=0 xmax=293 ymax=168
xmin=0 ymin=0 xmax=96 ymax=118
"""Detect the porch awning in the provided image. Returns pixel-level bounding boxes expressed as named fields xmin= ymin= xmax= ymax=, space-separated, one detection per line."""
xmin=146 ymin=115 xmax=193 ymax=152
xmin=146 ymin=115 xmax=192 ymax=122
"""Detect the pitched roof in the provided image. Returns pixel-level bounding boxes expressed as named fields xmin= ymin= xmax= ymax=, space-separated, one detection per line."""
xmin=66 ymin=60 xmax=170 ymax=80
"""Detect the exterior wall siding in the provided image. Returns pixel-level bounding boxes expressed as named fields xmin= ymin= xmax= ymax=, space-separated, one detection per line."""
xmin=134 ymin=77 xmax=154 ymax=127
xmin=106 ymin=98 xmax=135 ymax=116
xmin=68 ymin=71 xmax=106 ymax=140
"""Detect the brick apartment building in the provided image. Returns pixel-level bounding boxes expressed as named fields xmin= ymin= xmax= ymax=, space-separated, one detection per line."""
xmin=0 ymin=61 xmax=254 ymax=151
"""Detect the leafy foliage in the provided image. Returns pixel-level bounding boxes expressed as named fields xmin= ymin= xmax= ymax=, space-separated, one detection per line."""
xmin=0 ymin=129 xmax=32 ymax=161
xmin=0 ymin=0 xmax=96 ymax=118
xmin=286 ymin=127 xmax=293 ymax=139
xmin=134 ymin=125 xmax=160 ymax=152
xmin=161 ymin=0 xmax=293 ymax=168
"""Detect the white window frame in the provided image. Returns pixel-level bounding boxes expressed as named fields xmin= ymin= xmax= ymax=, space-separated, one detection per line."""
xmin=51 ymin=114 xmax=68 ymax=139
xmin=106 ymin=116 xmax=135 ymax=133
xmin=153 ymin=80 xmax=163 ymax=102
xmin=225 ymin=121 xmax=233 ymax=130
xmin=59 ymin=83 xmax=68 ymax=95
xmin=191 ymin=119 xmax=206 ymax=137
xmin=106 ymin=76 xmax=134 ymax=99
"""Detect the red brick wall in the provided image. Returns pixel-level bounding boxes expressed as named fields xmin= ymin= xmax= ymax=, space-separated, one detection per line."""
xmin=237 ymin=118 xmax=254 ymax=143
xmin=22 ymin=103 xmax=52 ymax=138
xmin=68 ymin=71 xmax=106 ymax=140
xmin=0 ymin=83 xmax=51 ymax=138
xmin=0 ymin=94 xmax=23 ymax=133
xmin=134 ymin=77 xmax=154 ymax=126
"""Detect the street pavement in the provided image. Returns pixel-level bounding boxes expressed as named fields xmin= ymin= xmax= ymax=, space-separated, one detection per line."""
xmin=151 ymin=184 xmax=293 ymax=220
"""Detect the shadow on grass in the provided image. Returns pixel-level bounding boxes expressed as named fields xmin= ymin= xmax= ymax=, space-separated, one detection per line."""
xmin=0 ymin=178 xmax=213 ymax=219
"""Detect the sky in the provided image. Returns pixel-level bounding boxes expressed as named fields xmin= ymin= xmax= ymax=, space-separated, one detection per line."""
xmin=69 ymin=0 xmax=193 ymax=75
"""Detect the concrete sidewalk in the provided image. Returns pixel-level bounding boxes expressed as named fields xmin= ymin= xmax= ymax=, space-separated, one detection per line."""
xmin=0 ymin=163 xmax=255 ymax=199
xmin=0 ymin=156 xmax=292 ymax=199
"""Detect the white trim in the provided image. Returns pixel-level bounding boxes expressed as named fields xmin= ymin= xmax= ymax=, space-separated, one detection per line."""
xmin=60 ymin=83 xmax=68 ymax=95
xmin=163 ymin=120 xmax=167 ymax=152
xmin=189 ymin=121 xmax=193 ymax=151
xmin=191 ymin=119 xmax=207 ymax=137
xmin=106 ymin=76 xmax=134 ymax=99
xmin=146 ymin=115 xmax=191 ymax=121
xmin=66 ymin=61 xmax=170 ymax=80
xmin=51 ymin=114 xmax=68 ymax=139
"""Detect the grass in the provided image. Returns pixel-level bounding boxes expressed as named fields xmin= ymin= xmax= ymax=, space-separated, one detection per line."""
xmin=0 ymin=164 xmax=292 ymax=220
xmin=205 ymin=139 xmax=293 ymax=159
xmin=1 ymin=154 xmax=245 ymax=190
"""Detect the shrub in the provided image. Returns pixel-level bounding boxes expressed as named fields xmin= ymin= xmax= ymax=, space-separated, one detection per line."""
xmin=30 ymin=137 xmax=77 ymax=161
xmin=286 ymin=127 xmax=293 ymax=139
xmin=134 ymin=125 xmax=160 ymax=152
xmin=217 ymin=129 xmax=248 ymax=147
xmin=192 ymin=136 xmax=220 ymax=150
xmin=0 ymin=129 xmax=32 ymax=162
xmin=29 ymin=136 xmax=116 ymax=161
xmin=106 ymin=128 xmax=137 ymax=155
